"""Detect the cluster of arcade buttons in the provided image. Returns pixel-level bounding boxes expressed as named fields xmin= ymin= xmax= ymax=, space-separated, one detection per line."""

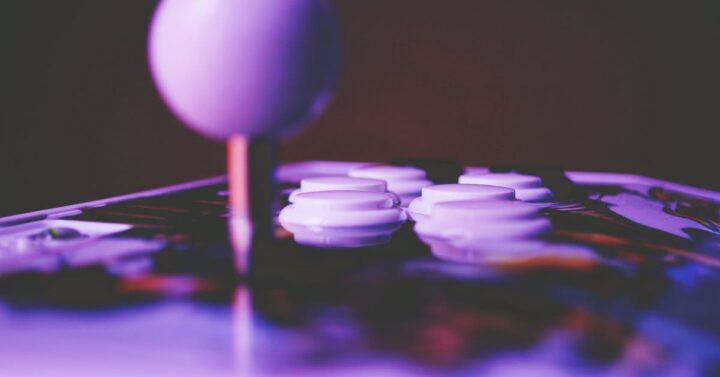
xmin=278 ymin=164 xmax=556 ymax=248
xmin=409 ymin=173 xmax=553 ymax=246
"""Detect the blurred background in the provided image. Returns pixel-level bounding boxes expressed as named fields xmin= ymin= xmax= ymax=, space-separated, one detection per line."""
xmin=1 ymin=0 xmax=718 ymax=216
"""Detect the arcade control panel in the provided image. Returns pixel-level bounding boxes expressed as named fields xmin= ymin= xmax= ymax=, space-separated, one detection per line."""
xmin=0 ymin=160 xmax=719 ymax=376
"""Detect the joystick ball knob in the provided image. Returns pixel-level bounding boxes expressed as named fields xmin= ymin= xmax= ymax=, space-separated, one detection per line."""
xmin=148 ymin=0 xmax=340 ymax=139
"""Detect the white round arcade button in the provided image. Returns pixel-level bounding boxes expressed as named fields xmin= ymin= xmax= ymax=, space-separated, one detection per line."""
xmin=348 ymin=165 xmax=432 ymax=196
xmin=293 ymin=191 xmax=395 ymax=211
xmin=416 ymin=216 xmax=550 ymax=242
xmin=430 ymin=200 xmax=541 ymax=223
xmin=421 ymin=184 xmax=515 ymax=203
xmin=349 ymin=165 xmax=426 ymax=180
xmin=414 ymin=199 xmax=551 ymax=242
xmin=301 ymin=176 xmax=386 ymax=192
xmin=279 ymin=190 xmax=407 ymax=228
xmin=407 ymin=184 xmax=515 ymax=218
xmin=289 ymin=176 xmax=387 ymax=203
xmin=458 ymin=172 xmax=542 ymax=189
xmin=458 ymin=173 xmax=553 ymax=202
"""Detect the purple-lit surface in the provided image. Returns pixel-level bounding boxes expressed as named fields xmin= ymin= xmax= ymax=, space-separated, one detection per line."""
xmin=1 ymin=163 xmax=720 ymax=375
xmin=148 ymin=0 xmax=340 ymax=138
xmin=0 ymin=302 xmax=236 ymax=377
xmin=0 ymin=288 xmax=713 ymax=376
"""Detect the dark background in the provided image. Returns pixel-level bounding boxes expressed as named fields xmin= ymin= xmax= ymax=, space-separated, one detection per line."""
xmin=1 ymin=1 xmax=718 ymax=216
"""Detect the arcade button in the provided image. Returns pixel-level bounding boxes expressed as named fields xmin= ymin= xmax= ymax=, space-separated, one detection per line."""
xmin=489 ymin=164 xmax=586 ymax=202
xmin=458 ymin=173 xmax=553 ymax=202
xmin=279 ymin=191 xmax=407 ymax=228
xmin=349 ymin=165 xmax=426 ymax=181
xmin=408 ymin=184 xmax=515 ymax=219
xmin=430 ymin=200 xmax=541 ymax=223
xmin=279 ymin=190 xmax=407 ymax=247
xmin=389 ymin=158 xmax=465 ymax=183
xmin=459 ymin=172 xmax=541 ymax=189
xmin=289 ymin=176 xmax=388 ymax=203
xmin=348 ymin=165 xmax=432 ymax=204
xmin=464 ymin=166 xmax=490 ymax=175
xmin=415 ymin=199 xmax=551 ymax=242
xmin=277 ymin=161 xmax=374 ymax=184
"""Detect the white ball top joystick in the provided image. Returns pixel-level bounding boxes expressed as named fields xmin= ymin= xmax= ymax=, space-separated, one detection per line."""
xmin=147 ymin=0 xmax=341 ymax=265
xmin=148 ymin=0 xmax=340 ymax=139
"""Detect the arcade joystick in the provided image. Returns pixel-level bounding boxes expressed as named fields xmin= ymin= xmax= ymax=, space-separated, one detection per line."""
xmin=147 ymin=0 xmax=340 ymax=266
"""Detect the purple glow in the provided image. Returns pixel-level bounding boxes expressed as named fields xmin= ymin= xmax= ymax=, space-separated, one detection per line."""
xmin=148 ymin=0 xmax=340 ymax=139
